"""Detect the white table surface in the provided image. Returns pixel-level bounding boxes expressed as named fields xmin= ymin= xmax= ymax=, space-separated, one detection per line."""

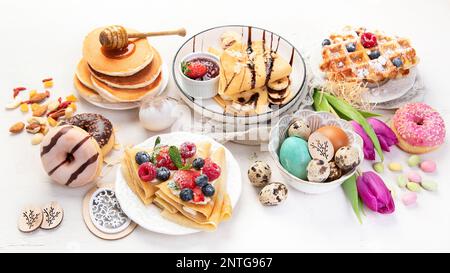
xmin=1 ymin=0 xmax=450 ymax=252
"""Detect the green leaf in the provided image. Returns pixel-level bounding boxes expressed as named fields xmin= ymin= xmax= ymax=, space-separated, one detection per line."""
xmin=322 ymin=92 xmax=384 ymax=161
xmin=154 ymin=136 xmax=161 ymax=148
xmin=342 ymin=174 xmax=363 ymax=224
xmin=168 ymin=146 xmax=191 ymax=170
xmin=358 ymin=110 xmax=382 ymax=118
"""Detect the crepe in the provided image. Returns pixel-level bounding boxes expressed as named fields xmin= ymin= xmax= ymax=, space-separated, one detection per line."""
xmin=156 ymin=147 xmax=232 ymax=231
xmin=121 ymin=147 xmax=158 ymax=205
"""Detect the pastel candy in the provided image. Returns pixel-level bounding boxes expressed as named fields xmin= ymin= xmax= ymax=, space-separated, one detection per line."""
xmin=421 ymin=180 xmax=438 ymax=191
xmin=388 ymin=162 xmax=403 ymax=172
xmin=407 ymin=171 xmax=422 ymax=183
xmin=397 ymin=175 xmax=408 ymax=188
xmin=420 ymin=160 xmax=437 ymax=173
xmin=407 ymin=155 xmax=421 ymax=167
xmin=407 ymin=182 xmax=422 ymax=192
xmin=402 ymin=192 xmax=417 ymax=206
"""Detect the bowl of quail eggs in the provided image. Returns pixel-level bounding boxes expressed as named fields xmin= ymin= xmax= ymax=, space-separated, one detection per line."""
xmin=268 ymin=110 xmax=364 ymax=194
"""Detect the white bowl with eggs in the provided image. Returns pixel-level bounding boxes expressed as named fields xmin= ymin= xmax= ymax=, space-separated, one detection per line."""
xmin=268 ymin=110 xmax=364 ymax=194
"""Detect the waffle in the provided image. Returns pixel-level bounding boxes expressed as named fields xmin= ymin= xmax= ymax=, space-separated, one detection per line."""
xmin=320 ymin=27 xmax=419 ymax=84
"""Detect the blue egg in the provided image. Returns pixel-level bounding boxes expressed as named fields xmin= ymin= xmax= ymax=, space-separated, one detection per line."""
xmin=279 ymin=137 xmax=312 ymax=180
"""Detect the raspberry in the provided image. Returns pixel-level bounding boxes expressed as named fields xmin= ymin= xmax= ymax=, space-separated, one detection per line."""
xmin=180 ymin=142 xmax=197 ymax=159
xmin=202 ymin=158 xmax=221 ymax=181
xmin=156 ymin=146 xmax=183 ymax=170
xmin=361 ymin=32 xmax=377 ymax=48
xmin=193 ymin=187 xmax=205 ymax=203
xmin=138 ymin=162 xmax=157 ymax=182
xmin=174 ymin=170 xmax=199 ymax=189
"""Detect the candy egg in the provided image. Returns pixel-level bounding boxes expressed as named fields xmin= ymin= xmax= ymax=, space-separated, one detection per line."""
xmin=288 ymin=119 xmax=311 ymax=140
xmin=279 ymin=137 xmax=312 ymax=180
xmin=316 ymin=125 xmax=349 ymax=151
xmin=407 ymin=171 xmax=422 ymax=183
xmin=420 ymin=160 xmax=437 ymax=173
xmin=139 ymin=96 xmax=178 ymax=131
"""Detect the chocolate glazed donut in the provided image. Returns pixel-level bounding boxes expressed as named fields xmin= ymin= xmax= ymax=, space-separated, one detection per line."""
xmin=62 ymin=113 xmax=115 ymax=156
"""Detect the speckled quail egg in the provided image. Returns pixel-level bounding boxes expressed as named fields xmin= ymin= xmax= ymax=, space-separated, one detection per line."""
xmin=248 ymin=161 xmax=272 ymax=187
xmin=335 ymin=146 xmax=360 ymax=171
xmin=259 ymin=182 xmax=288 ymax=206
xmin=307 ymin=159 xmax=331 ymax=182
xmin=326 ymin=161 xmax=342 ymax=182
xmin=288 ymin=119 xmax=311 ymax=140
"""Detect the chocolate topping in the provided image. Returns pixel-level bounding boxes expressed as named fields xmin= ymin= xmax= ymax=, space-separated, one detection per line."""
xmin=62 ymin=113 xmax=113 ymax=148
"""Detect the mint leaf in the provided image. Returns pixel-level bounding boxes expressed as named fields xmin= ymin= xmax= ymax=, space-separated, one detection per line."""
xmin=154 ymin=136 xmax=161 ymax=148
xmin=169 ymin=146 xmax=185 ymax=169
xmin=150 ymin=137 xmax=162 ymax=164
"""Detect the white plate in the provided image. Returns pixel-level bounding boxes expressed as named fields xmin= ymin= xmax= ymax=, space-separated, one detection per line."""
xmin=115 ymin=132 xmax=242 ymax=235
xmin=173 ymin=25 xmax=308 ymax=125
xmin=80 ymin=64 xmax=169 ymax=110
xmin=309 ymin=44 xmax=417 ymax=104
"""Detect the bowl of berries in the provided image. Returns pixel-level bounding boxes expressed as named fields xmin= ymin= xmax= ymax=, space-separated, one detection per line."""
xmin=179 ymin=52 xmax=220 ymax=99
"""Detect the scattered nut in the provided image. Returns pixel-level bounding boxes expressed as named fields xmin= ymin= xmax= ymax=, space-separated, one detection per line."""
xmin=64 ymin=107 xmax=74 ymax=119
xmin=27 ymin=116 xmax=48 ymax=125
xmin=32 ymin=104 xmax=48 ymax=117
xmin=31 ymin=133 xmax=44 ymax=145
xmin=26 ymin=123 xmax=41 ymax=134
xmin=49 ymin=109 xmax=66 ymax=120
xmin=47 ymin=117 xmax=58 ymax=127
xmin=28 ymin=91 xmax=50 ymax=104
xmin=47 ymin=100 xmax=60 ymax=112
xmin=5 ymin=100 xmax=21 ymax=110
xmin=9 ymin=122 xmax=25 ymax=134
xmin=40 ymin=124 xmax=49 ymax=135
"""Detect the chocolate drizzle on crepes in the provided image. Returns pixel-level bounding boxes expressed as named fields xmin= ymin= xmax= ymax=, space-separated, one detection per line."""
xmin=214 ymin=28 xmax=293 ymax=115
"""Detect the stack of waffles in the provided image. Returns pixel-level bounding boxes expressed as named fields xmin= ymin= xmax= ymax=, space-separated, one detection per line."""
xmin=320 ymin=26 xmax=419 ymax=84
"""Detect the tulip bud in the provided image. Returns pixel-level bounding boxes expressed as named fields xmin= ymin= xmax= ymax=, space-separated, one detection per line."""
xmin=350 ymin=121 xmax=375 ymax=160
xmin=367 ymin=118 xmax=398 ymax=152
xmin=357 ymin=171 xmax=395 ymax=214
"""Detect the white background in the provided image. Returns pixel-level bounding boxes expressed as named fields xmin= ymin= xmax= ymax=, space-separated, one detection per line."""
xmin=1 ymin=0 xmax=449 ymax=252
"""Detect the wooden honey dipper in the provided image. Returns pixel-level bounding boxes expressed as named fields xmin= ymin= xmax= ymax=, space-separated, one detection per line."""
xmin=99 ymin=25 xmax=186 ymax=49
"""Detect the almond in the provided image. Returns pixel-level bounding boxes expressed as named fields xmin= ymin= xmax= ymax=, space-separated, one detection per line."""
xmin=26 ymin=123 xmax=41 ymax=134
xmin=9 ymin=122 xmax=25 ymax=134
xmin=49 ymin=109 xmax=66 ymax=120
xmin=32 ymin=104 xmax=48 ymax=117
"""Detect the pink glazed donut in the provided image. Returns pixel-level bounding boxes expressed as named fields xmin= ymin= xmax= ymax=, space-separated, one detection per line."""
xmin=391 ymin=103 xmax=445 ymax=154
xmin=40 ymin=125 xmax=103 ymax=187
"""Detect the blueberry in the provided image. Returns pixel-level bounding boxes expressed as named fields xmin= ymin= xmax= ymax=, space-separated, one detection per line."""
xmin=135 ymin=151 xmax=151 ymax=165
xmin=202 ymin=184 xmax=215 ymax=197
xmin=368 ymin=50 xmax=381 ymax=60
xmin=156 ymin=167 xmax=171 ymax=181
xmin=192 ymin=158 xmax=205 ymax=170
xmin=180 ymin=188 xmax=194 ymax=202
xmin=346 ymin=43 xmax=356 ymax=52
xmin=195 ymin=174 xmax=209 ymax=188
xmin=322 ymin=39 xmax=331 ymax=47
xmin=392 ymin=57 xmax=403 ymax=68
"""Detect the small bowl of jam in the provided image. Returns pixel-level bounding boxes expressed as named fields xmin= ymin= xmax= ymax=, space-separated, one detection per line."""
xmin=179 ymin=52 xmax=220 ymax=99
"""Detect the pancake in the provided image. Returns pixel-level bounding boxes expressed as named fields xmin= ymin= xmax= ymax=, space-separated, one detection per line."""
xmin=91 ymin=72 xmax=163 ymax=102
xmin=90 ymin=47 xmax=163 ymax=89
xmin=74 ymin=75 xmax=110 ymax=103
xmin=75 ymin=59 xmax=96 ymax=90
xmin=83 ymin=27 xmax=154 ymax=77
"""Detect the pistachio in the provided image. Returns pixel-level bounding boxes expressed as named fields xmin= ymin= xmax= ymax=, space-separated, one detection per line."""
xmin=9 ymin=122 xmax=25 ymax=134
xmin=26 ymin=123 xmax=41 ymax=134
xmin=31 ymin=133 xmax=44 ymax=145
xmin=27 ymin=116 xmax=48 ymax=125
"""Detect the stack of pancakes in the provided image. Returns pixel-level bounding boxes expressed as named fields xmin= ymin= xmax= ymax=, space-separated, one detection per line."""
xmin=75 ymin=27 xmax=164 ymax=104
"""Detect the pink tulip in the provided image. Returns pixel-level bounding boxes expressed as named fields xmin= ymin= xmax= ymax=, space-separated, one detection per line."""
xmin=367 ymin=118 xmax=398 ymax=152
xmin=357 ymin=171 xmax=395 ymax=214
xmin=350 ymin=121 xmax=375 ymax=160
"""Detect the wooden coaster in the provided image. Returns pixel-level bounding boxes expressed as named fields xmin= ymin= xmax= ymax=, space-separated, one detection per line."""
xmin=308 ymin=132 xmax=335 ymax=162
xmin=82 ymin=184 xmax=137 ymax=240
xmin=18 ymin=206 xmax=43 ymax=233
xmin=41 ymin=201 xmax=64 ymax=230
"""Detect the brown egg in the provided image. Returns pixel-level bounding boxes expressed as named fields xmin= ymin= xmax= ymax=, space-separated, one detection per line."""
xmin=316 ymin=126 xmax=349 ymax=151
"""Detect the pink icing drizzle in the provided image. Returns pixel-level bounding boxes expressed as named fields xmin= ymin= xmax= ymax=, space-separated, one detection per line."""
xmin=393 ymin=103 xmax=445 ymax=147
